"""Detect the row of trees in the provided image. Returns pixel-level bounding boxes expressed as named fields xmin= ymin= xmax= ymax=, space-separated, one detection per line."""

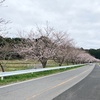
xmin=0 ymin=25 xmax=99 ymax=71
xmin=13 ymin=25 xmax=99 ymax=68
xmin=0 ymin=0 xmax=99 ymax=72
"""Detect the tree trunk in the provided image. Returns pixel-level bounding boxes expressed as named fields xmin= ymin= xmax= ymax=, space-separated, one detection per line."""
xmin=66 ymin=60 xmax=69 ymax=65
xmin=59 ymin=57 xmax=64 ymax=66
xmin=0 ymin=63 xmax=5 ymax=72
xmin=41 ymin=61 xmax=47 ymax=68
xmin=59 ymin=63 xmax=62 ymax=66
xmin=40 ymin=57 xmax=47 ymax=68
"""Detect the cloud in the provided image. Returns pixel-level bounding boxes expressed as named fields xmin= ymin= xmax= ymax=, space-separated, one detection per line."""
xmin=0 ymin=0 xmax=100 ymax=49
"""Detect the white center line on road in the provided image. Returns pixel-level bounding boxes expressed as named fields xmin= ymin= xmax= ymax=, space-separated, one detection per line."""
xmin=26 ymin=67 xmax=92 ymax=100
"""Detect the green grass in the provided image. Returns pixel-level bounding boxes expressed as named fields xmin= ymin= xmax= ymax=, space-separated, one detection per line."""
xmin=0 ymin=65 xmax=84 ymax=86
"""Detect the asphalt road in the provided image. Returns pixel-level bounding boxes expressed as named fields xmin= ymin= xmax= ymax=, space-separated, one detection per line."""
xmin=0 ymin=64 xmax=94 ymax=100
xmin=53 ymin=64 xmax=100 ymax=100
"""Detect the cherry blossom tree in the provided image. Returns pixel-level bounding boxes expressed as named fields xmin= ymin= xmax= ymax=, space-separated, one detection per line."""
xmin=53 ymin=33 xmax=74 ymax=66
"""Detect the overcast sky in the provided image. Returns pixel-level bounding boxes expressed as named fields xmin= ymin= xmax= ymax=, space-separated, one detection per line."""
xmin=0 ymin=0 xmax=100 ymax=49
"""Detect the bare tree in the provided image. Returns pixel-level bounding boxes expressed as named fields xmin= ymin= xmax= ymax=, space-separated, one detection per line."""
xmin=53 ymin=32 xmax=74 ymax=66
xmin=14 ymin=25 xmax=56 ymax=68
xmin=0 ymin=0 xmax=5 ymax=71
xmin=66 ymin=47 xmax=79 ymax=64
xmin=0 ymin=0 xmax=5 ymax=4
xmin=0 ymin=0 xmax=6 ymax=36
xmin=0 ymin=0 xmax=10 ymax=37
xmin=0 ymin=36 xmax=19 ymax=72
xmin=14 ymin=23 xmax=98 ymax=68
xmin=15 ymin=24 xmax=75 ymax=68
xmin=0 ymin=0 xmax=11 ymax=72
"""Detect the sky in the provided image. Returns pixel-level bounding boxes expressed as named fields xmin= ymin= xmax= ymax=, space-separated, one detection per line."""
xmin=0 ymin=0 xmax=100 ymax=49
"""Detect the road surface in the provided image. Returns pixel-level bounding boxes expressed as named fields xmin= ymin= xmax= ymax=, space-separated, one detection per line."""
xmin=0 ymin=64 xmax=94 ymax=100
xmin=53 ymin=64 xmax=100 ymax=100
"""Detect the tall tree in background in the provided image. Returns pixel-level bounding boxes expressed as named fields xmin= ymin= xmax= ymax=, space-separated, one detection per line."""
xmin=0 ymin=0 xmax=11 ymax=72
xmin=14 ymin=24 xmax=99 ymax=68
xmin=53 ymin=32 xmax=74 ymax=66
xmin=14 ymin=25 xmax=55 ymax=68
xmin=15 ymin=25 xmax=74 ymax=68
xmin=0 ymin=0 xmax=5 ymax=72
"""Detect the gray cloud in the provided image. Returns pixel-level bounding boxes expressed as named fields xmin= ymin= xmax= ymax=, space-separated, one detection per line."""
xmin=0 ymin=0 xmax=100 ymax=49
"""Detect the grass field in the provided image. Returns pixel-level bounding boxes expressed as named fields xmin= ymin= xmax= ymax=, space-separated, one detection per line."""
xmin=0 ymin=60 xmax=68 ymax=72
